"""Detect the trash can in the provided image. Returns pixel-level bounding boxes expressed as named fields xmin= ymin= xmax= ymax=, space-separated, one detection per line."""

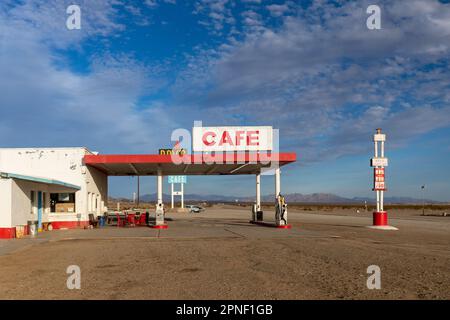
xmin=256 ymin=211 xmax=263 ymax=221
xmin=28 ymin=221 xmax=38 ymax=236
xmin=15 ymin=226 xmax=26 ymax=239
xmin=98 ymin=216 xmax=105 ymax=227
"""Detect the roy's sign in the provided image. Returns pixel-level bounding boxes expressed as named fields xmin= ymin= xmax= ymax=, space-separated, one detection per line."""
xmin=192 ymin=126 xmax=273 ymax=152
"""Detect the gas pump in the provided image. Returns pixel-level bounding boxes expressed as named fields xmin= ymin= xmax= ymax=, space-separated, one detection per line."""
xmin=155 ymin=203 xmax=165 ymax=226
xmin=275 ymin=193 xmax=287 ymax=226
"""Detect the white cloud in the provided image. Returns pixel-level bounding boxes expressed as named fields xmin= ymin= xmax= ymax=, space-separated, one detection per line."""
xmin=266 ymin=4 xmax=289 ymax=17
xmin=194 ymin=0 xmax=235 ymax=33
xmin=171 ymin=0 xmax=450 ymax=162
xmin=145 ymin=0 xmax=158 ymax=7
xmin=145 ymin=0 xmax=177 ymax=7
xmin=0 ymin=0 xmax=173 ymax=152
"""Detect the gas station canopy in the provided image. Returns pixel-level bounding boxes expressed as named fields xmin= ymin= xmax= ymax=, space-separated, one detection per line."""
xmin=84 ymin=153 xmax=296 ymax=176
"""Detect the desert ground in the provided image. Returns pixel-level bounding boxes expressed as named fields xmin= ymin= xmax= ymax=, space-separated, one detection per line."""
xmin=0 ymin=205 xmax=448 ymax=300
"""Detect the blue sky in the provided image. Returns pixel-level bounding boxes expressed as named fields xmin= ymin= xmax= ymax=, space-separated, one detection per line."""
xmin=1 ymin=0 xmax=450 ymax=201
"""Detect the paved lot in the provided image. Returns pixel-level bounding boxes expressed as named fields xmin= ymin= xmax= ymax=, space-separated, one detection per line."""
xmin=0 ymin=207 xmax=448 ymax=299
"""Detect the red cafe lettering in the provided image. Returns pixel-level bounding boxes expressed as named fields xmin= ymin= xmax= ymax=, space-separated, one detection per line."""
xmin=202 ymin=130 xmax=260 ymax=147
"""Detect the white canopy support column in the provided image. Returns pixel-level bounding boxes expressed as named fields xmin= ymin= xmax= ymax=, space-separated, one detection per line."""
xmin=181 ymin=183 xmax=184 ymax=209
xmin=154 ymin=167 xmax=166 ymax=227
xmin=275 ymin=167 xmax=281 ymax=199
xmin=256 ymin=173 xmax=261 ymax=212
xmin=157 ymin=168 xmax=163 ymax=206
xmin=252 ymin=172 xmax=263 ymax=222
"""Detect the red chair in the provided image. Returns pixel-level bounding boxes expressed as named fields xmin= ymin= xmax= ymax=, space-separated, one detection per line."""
xmin=127 ymin=213 xmax=136 ymax=227
xmin=116 ymin=213 xmax=125 ymax=227
xmin=139 ymin=213 xmax=146 ymax=225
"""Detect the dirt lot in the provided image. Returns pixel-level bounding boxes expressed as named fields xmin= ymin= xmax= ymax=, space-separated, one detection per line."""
xmin=0 ymin=206 xmax=448 ymax=300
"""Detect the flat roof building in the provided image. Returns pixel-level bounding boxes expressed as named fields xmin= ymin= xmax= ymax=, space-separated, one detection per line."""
xmin=0 ymin=148 xmax=107 ymax=238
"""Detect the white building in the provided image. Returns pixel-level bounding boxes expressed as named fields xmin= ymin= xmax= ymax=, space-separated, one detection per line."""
xmin=0 ymin=148 xmax=107 ymax=239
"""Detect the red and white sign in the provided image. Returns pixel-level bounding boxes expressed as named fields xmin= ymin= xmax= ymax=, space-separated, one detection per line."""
xmin=371 ymin=157 xmax=388 ymax=167
xmin=373 ymin=168 xmax=386 ymax=191
xmin=193 ymin=126 xmax=273 ymax=152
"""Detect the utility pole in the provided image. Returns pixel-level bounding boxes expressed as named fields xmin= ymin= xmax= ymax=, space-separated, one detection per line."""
xmin=421 ymin=185 xmax=425 ymax=216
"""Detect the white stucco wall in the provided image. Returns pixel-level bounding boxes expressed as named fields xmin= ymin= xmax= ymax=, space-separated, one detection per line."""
xmin=85 ymin=166 xmax=108 ymax=215
xmin=0 ymin=179 xmax=12 ymax=228
xmin=11 ymin=179 xmax=40 ymax=227
xmin=0 ymin=148 xmax=85 ymax=183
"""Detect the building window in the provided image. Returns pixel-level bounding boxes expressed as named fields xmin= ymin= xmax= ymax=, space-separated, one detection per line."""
xmin=50 ymin=193 xmax=76 ymax=213
xmin=58 ymin=193 xmax=73 ymax=202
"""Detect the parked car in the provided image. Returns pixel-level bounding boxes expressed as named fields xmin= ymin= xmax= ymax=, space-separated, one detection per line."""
xmin=186 ymin=205 xmax=205 ymax=213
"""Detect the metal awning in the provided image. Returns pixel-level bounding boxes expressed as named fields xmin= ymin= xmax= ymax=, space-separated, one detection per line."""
xmin=0 ymin=172 xmax=81 ymax=190
xmin=84 ymin=153 xmax=296 ymax=176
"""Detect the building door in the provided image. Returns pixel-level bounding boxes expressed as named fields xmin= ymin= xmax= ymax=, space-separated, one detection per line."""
xmin=50 ymin=193 xmax=57 ymax=212
xmin=37 ymin=191 xmax=43 ymax=232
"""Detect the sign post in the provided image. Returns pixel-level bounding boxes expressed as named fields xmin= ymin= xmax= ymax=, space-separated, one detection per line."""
xmin=368 ymin=128 xmax=398 ymax=230
xmin=168 ymin=175 xmax=187 ymax=209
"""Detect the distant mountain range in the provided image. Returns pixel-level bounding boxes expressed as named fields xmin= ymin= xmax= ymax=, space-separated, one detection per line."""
xmin=111 ymin=193 xmax=445 ymax=204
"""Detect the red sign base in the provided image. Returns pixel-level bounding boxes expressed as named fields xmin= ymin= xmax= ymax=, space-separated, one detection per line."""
xmin=373 ymin=211 xmax=388 ymax=226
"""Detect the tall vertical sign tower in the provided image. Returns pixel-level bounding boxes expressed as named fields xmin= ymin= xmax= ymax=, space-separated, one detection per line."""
xmin=369 ymin=128 xmax=398 ymax=230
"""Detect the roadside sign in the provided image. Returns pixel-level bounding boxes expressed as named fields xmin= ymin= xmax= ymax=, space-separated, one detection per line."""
xmin=159 ymin=148 xmax=186 ymax=155
xmin=373 ymin=168 xmax=386 ymax=191
xmin=168 ymin=175 xmax=187 ymax=184
xmin=371 ymin=157 xmax=388 ymax=167
xmin=373 ymin=133 xmax=386 ymax=142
